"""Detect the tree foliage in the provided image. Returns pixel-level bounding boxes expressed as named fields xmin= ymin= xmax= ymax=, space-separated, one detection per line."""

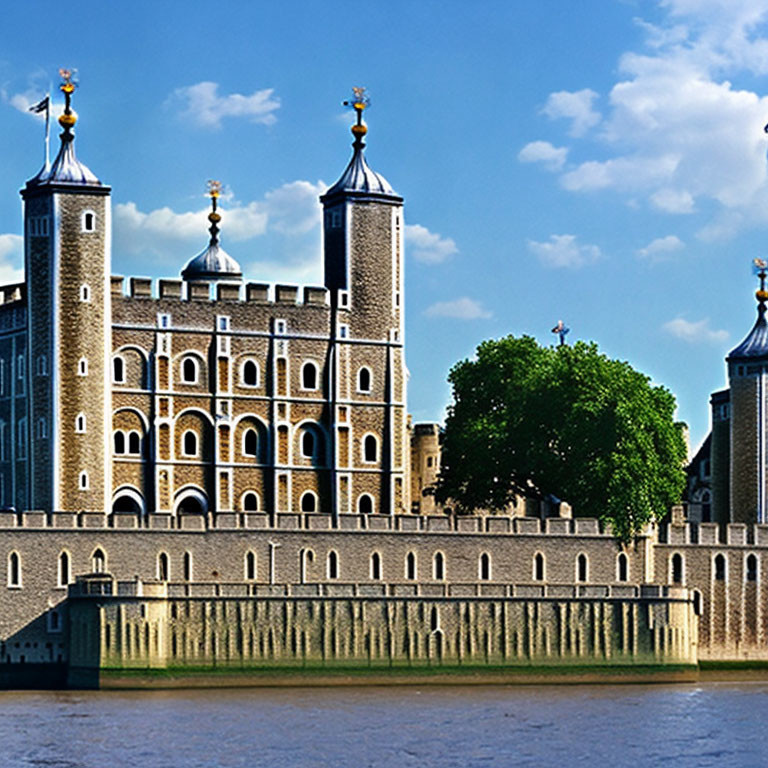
xmin=436 ymin=336 xmax=687 ymax=540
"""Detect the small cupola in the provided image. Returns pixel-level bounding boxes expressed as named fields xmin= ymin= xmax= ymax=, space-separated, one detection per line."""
xmin=320 ymin=87 xmax=402 ymax=207
xmin=26 ymin=68 xmax=102 ymax=188
xmin=181 ymin=180 xmax=243 ymax=283
xmin=728 ymin=259 xmax=768 ymax=363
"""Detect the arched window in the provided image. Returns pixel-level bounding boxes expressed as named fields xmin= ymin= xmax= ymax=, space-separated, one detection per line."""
xmin=534 ymin=553 xmax=545 ymax=582
xmin=182 ymin=431 xmax=198 ymax=457
xmin=79 ymin=471 xmax=89 ymax=490
xmin=243 ymin=429 xmax=258 ymax=457
xmin=301 ymin=361 xmax=318 ymax=390
xmin=479 ymin=552 xmax=491 ymax=581
xmin=405 ymin=552 xmax=416 ymax=581
xmin=617 ymin=552 xmax=629 ymax=582
xmin=577 ymin=553 xmax=588 ymax=583
xmin=672 ymin=553 xmax=684 ymax=584
xmin=8 ymin=551 xmax=20 ymax=587
xmin=245 ymin=551 xmax=257 ymax=580
xmin=128 ymin=431 xmax=141 ymax=455
xmin=181 ymin=357 xmax=198 ymax=384
xmin=58 ymin=551 xmax=70 ymax=587
xmin=693 ymin=589 xmax=703 ymax=616
xmin=747 ymin=554 xmax=758 ymax=582
xmin=158 ymin=552 xmax=169 ymax=581
xmin=358 ymin=494 xmax=374 ymax=515
xmin=370 ymin=552 xmax=382 ymax=580
xmin=183 ymin=552 xmax=192 ymax=582
xmin=327 ymin=550 xmax=339 ymax=580
xmin=430 ymin=606 xmax=440 ymax=632
xmin=242 ymin=492 xmax=259 ymax=512
xmin=112 ymin=356 xmax=124 ymax=383
xmin=299 ymin=549 xmax=314 ymax=583
xmin=301 ymin=430 xmax=316 ymax=458
xmin=75 ymin=413 xmax=86 ymax=433
xmin=300 ymin=492 xmax=317 ymax=513
xmin=79 ymin=284 xmax=91 ymax=302
xmin=357 ymin=367 xmax=372 ymax=393
xmin=92 ymin=548 xmax=105 ymax=574
xmin=81 ymin=211 xmax=95 ymax=232
xmin=113 ymin=431 xmax=125 ymax=454
xmin=241 ymin=360 xmax=259 ymax=387
xmin=715 ymin=554 xmax=727 ymax=581
xmin=363 ymin=434 xmax=377 ymax=463
xmin=433 ymin=552 xmax=445 ymax=581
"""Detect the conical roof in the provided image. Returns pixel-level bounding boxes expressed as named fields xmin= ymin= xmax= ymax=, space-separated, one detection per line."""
xmin=728 ymin=302 xmax=768 ymax=361
xmin=27 ymin=134 xmax=101 ymax=188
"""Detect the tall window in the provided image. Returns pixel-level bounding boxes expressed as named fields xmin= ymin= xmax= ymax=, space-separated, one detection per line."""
xmin=577 ymin=553 xmax=588 ymax=583
xmin=672 ymin=553 xmax=684 ymax=584
xmin=327 ymin=550 xmax=339 ymax=580
xmin=81 ymin=211 xmax=95 ymax=232
xmin=245 ymin=551 xmax=256 ymax=580
xmin=363 ymin=435 xmax=377 ymax=463
xmin=433 ymin=552 xmax=445 ymax=581
xmin=357 ymin=367 xmax=371 ymax=393
xmin=92 ymin=548 xmax=105 ymax=574
xmin=8 ymin=551 xmax=20 ymax=587
xmin=114 ymin=431 xmax=125 ymax=454
xmin=75 ymin=413 xmax=86 ymax=433
xmin=405 ymin=552 xmax=416 ymax=581
xmin=479 ymin=552 xmax=491 ymax=581
xmin=113 ymin=356 xmax=124 ymax=383
xmin=243 ymin=429 xmax=258 ymax=457
xmin=58 ymin=551 xmax=70 ymax=587
xmin=301 ymin=430 xmax=316 ymax=458
xmin=128 ymin=431 xmax=141 ymax=455
xmin=358 ymin=494 xmax=374 ymax=515
xmin=183 ymin=552 xmax=192 ymax=581
xmin=534 ymin=553 xmax=545 ymax=582
xmin=617 ymin=552 xmax=629 ymax=582
xmin=242 ymin=360 xmax=259 ymax=387
xmin=158 ymin=552 xmax=169 ymax=581
xmin=301 ymin=362 xmax=318 ymax=390
xmin=183 ymin=431 xmax=198 ymax=457
xmin=747 ymin=554 xmax=759 ymax=582
xmin=370 ymin=552 xmax=382 ymax=580
xmin=181 ymin=357 xmax=198 ymax=384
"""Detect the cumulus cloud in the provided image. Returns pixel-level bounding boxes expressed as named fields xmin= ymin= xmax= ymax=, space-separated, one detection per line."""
xmin=542 ymin=89 xmax=601 ymax=136
xmin=637 ymin=234 xmax=685 ymax=260
xmin=518 ymin=141 xmax=569 ymax=171
xmin=663 ymin=316 xmax=729 ymax=344
xmin=527 ymin=234 xmax=601 ymax=269
xmin=424 ymin=297 xmax=491 ymax=320
xmin=166 ymin=82 xmax=280 ymax=129
xmin=0 ymin=234 xmax=24 ymax=284
xmin=525 ymin=2 xmax=768 ymax=237
xmin=405 ymin=224 xmax=458 ymax=264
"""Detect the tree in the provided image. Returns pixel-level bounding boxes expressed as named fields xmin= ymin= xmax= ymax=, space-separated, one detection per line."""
xmin=436 ymin=336 xmax=687 ymax=540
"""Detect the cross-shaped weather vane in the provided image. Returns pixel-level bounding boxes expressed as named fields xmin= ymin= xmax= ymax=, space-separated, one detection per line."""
xmin=552 ymin=319 xmax=570 ymax=346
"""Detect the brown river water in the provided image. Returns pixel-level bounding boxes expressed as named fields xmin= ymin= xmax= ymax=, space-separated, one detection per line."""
xmin=0 ymin=683 xmax=765 ymax=767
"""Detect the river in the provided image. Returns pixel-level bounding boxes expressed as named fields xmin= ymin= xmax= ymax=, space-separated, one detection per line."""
xmin=0 ymin=683 xmax=764 ymax=767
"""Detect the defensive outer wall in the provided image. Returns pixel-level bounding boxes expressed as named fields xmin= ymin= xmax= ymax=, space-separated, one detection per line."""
xmin=3 ymin=507 xmax=765 ymax=687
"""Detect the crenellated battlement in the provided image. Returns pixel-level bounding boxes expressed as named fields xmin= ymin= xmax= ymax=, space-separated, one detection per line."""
xmin=658 ymin=520 xmax=768 ymax=547
xmin=110 ymin=275 xmax=330 ymax=307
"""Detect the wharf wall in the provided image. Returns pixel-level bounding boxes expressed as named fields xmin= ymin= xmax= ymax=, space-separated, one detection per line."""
xmin=66 ymin=577 xmax=697 ymax=687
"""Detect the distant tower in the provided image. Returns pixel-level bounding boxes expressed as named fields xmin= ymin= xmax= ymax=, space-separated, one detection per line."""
xmin=724 ymin=261 xmax=768 ymax=524
xmin=20 ymin=70 xmax=111 ymax=512
xmin=320 ymin=89 xmax=408 ymax=515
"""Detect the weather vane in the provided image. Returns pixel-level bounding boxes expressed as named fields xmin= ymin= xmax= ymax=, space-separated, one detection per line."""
xmin=207 ymin=179 xmax=222 ymax=199
xmin=343 ymin=87 xmax=370 ymax=145
xmin=754 ymin=257 xmax=768 ymax=302
xmin=551 ymin=319 xmax=570 ymax=346
xmin=58 ymin=67 xmax=78 ymax=133
xmin=206 ymin=180 xmax=223 ymax=245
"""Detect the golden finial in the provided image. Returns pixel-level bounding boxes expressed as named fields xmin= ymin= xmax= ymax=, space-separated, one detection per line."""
xmin=754 ymin=258 xmax=768 ymax=303
xmin=343 ymin=87 xmax=370 ymax=144
xmin=58 ymin=67 xmax=78 ymax=132
xmin=207 ymin=180 xmax=222 ymax=243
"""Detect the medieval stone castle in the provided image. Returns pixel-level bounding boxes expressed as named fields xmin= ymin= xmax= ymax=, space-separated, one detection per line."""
xmin=0 ymin=77 xmax=766 ymax=686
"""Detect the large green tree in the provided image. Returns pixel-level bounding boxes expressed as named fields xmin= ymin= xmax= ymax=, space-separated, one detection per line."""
xmin=436 ymin=336 xmax=687 ymax=540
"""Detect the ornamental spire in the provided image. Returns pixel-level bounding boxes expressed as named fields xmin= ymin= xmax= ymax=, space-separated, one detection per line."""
xmin=343 ymin=86 xmax=371 ymax=151
xmin=58 ymin=68 xmax=78 ymax=137
xmin=206 ymin=179 xmax=222 ymax=246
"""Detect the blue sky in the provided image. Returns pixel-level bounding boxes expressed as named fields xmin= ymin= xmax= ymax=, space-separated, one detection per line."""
xmin=2 ymin=0 xmax=768 ymax=452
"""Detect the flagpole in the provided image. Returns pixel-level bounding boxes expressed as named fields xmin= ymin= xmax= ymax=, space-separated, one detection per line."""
xmin=44 ymin=92 xmax=50 ymax=170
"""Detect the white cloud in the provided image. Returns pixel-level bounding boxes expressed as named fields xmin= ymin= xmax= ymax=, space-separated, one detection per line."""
xmin=525 ymin=2 xmax=768 ymax=236
xmin=166 ymin=82 xmax=280 ymax=129
xmin=0 ymin=234 xmax=24 ymax=284
xmin=637 ymin=234 xmax=685 ymax=259
xmin=527 ymin=234 xmax=601 ymax=269
xmin=405 ymin=224 xmax=458 ymax=264
xmin=2 ymin=86 xmax=63 ymax=122
xmin=663 ymin=316 xmax=729 ymax=344
xmin=424 ymin=297 xmax=491 ymax=320
xmin=518 ymin=141 xmax=569 ymax=171
xmin=542 ymin=89 xmax=601 ymax=136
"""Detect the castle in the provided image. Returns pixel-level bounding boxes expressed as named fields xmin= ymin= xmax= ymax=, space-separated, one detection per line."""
xmin=1 ymin=75 xmax=767 ymax=687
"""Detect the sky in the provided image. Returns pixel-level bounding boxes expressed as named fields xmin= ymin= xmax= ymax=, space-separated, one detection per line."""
xmin=2 ymin=0 xmax=768 ymax=453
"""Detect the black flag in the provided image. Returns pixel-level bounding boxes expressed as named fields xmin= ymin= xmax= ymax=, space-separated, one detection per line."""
xmin=29 ymin=95 xmax=49 ymax=114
